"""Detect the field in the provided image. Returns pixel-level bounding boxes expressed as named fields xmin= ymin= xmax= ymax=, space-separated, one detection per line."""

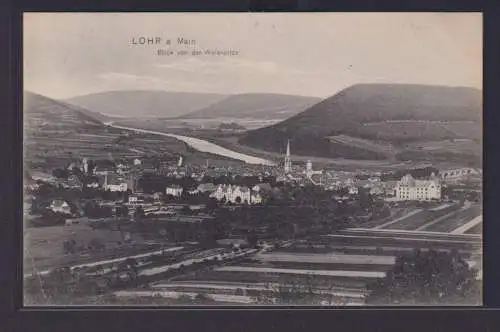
xmin=23 ymin=222 xmax=167 ymax=275
xmin=381 ymin=207 xmax=459 ymax=231
xmin=327 ymin=135 xmax=397 ymax=158
xmin=422 ymin=206 xmax=482 ymax=233
xmin=353 ymin=121 xmax=481 ymax=142
xmin=405 ymin=138 xmax=480 ymax=154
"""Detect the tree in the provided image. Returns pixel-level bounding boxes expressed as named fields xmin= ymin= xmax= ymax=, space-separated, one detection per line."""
xmin=134 ymin=206 xmax=145 ymax=221
xmin=336 ymin=187 xmax=349 ymax=197
xmin=358 ymin=187 xmax=373 ymax=210
xmin=206 ymin=198 xmax=218 ymax=213
xmin=115 ymin=204 xmax=129 ymax=218
xmin=63 ymin=239 xmax=77 ymax=255
xmin=254 ymin=275 xmax=358 ymax=306
xmin=52 ymin=168 xmax=69 ymax=179
xmin=193 ymin=293 xmax=213 ymax=304
xmin=181 ymin=205 xmax=192 ymax=215
xmin=366 ymin=249 xmax=481 ymax=305
xmin=246 ymin=233 xmax=258 ymax=248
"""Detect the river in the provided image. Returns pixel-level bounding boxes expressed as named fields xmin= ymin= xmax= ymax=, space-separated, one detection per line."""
xmin=105 ymin=122 xmax=275 ymax=166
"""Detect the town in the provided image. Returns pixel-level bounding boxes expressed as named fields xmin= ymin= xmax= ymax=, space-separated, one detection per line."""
xmin=23 ymin=12 xmax=483 ymax=307
xmin=24 ymin=137 xmax=482 ymax=305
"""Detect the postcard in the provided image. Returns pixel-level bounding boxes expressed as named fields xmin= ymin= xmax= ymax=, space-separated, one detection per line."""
xmin=23 ymin=12 xmax=482 ymax=306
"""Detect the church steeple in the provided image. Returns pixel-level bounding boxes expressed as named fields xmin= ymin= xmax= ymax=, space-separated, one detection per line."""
xmin=284 ymin=140 xmax=292 ymax=174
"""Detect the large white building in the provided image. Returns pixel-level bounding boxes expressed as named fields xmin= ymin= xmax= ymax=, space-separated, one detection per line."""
xmin=394 ymin=173 xmax=442 ymax=201
xmin=210 ymin=184 xmax=262 ymax=204
xmin=166 ymin=185 xmax=184 ymax=197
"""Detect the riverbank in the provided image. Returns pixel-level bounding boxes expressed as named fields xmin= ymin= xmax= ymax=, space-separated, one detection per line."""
xmin=108 ymin=122 xmax=466 ymax=172
xmin=106 ymin=123 xmax=275 ymax=166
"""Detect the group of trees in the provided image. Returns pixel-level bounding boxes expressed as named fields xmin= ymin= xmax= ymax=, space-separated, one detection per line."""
xmin=62 ymin=238 xmax=106 ymax=255
xmin=83 ymin=201 xmax=114 ymax=218
xmin=24 ymin=255 xmax=144 ymax=305
xmin=442 ymin=186 xmax=481 ymax=203
xmin=251 ymin=250 xmax=481 ymax=306
xmin=366 ymin=249 xmax=481 ymax=305
xmin=212 ymin=186 xmax=356 ymax=239
xmin=138 ymin=174 xmax=197 ymax=194
xmin=253 ymin=274 xmax=352 ymax=305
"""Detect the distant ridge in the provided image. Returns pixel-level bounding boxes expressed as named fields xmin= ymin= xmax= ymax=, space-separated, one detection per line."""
xmin=179 ymin=93 xmax=321 ymax=120
xmin=239 ymin=84 xmax=482 ymax=163
xmin=65 ymin=90 xmax=228 ymax=118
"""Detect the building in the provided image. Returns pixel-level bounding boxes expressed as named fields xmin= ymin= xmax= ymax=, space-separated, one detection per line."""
xmin=103 ymin=173 xmax=128 ymax=192
xmin=94 ymin=162 xmax=116 ymax=176
xmin=195 ymin=183 xmax=217 ymax=194
xmin=133 ymin=158 xmax=142 ymax=166
xmin=106 ymin=183 xmax=128 ymax=192
xmin=394 ymin=173 xmax=441 ymax=201
xmin=440 ymin=168 xmax=479 ymax=182
xmin=82 ymin=158 xmax=89 ymax=174
xmin=306 ymin=160 xmax=312 ymax=174
xmin=210 ymin=184 xmax=262 ymax=204
xmin=166 ymin=185 xmax=184 ymax=197
xmin=128 ymin=195 xmax=145 ymax=205
xmin=369 ymin=186 xmax=385 ymax=196
xmin=50 ymin=199 xmax=72 ymax=214
xmin=348 ymin=186 xmax=359 ymax=195
xmin=64 ymin=175 xmax=83 ymax=189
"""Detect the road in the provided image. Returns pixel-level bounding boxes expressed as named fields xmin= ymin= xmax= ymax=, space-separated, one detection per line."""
xmin=452 ymin=215 xmax=482 ymax=235
xmin=105 ymin=122 xmax=275 ymax=166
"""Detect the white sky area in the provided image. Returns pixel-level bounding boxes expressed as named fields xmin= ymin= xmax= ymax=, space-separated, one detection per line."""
xmin=24 ymin=12 xmax=482 ymax=99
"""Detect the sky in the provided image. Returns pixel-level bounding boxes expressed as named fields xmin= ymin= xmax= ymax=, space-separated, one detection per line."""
xmin=23 ymin=12 xmax=482 ymax=99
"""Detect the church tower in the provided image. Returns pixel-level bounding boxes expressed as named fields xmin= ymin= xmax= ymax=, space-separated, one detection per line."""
xmin=284 ymin=140 xmax=292 ymax=174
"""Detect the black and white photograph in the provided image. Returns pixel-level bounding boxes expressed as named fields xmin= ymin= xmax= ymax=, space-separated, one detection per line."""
xmin=23 ymin=12 xmax=482 ymax=306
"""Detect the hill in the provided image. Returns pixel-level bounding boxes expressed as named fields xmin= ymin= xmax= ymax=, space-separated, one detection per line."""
xmin=65 ymin=90 xmax=227 ymax=118
xmin=239 ymin=84 xmax=482 ymax=164
xmin=57 ymin=101 xmax=116 ymax=123
xmin=24 ymin=91 xmax=103 ymax=130
xmin=23 ymin=91 xmax=244 ymax=172
xmin=179 ymin=93 xmax=321 ymax=120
